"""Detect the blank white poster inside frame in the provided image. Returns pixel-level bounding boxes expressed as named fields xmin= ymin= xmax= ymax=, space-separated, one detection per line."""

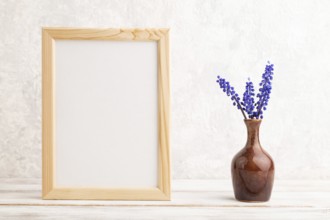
xmin=42 ymin=28 xmax=170 ymax=200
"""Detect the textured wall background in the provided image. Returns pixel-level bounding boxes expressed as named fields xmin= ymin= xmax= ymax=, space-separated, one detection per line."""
xmin=1 ymin=0 xmax=330 ymax=179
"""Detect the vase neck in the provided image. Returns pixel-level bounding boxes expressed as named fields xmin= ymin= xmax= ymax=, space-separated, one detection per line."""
xmin=245 ymin=120 xmax=261 ymax=148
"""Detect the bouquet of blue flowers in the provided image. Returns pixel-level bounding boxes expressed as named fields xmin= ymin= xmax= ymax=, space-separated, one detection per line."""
xmin=216 ymin=62 xmax=274 ymax=119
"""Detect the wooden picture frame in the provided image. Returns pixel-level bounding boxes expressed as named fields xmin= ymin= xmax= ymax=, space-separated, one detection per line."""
xmin=42 ymin=28 xmax=170 ymax=200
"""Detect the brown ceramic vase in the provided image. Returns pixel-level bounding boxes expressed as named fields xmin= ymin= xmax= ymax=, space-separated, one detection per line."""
xmin=231 ymin=119 xmax=274 ymax=202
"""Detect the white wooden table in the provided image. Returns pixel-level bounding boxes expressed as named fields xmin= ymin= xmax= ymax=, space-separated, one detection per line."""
xmin=0 ymin=179 xmax=329 ymax=219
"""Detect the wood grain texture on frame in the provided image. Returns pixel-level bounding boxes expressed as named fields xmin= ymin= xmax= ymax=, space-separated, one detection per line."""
xmin=42 ymin=28 xmax=170 ymax=200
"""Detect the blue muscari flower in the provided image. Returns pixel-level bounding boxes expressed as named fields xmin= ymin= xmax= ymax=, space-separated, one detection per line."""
xmin=216 ymin=62 xmax=274 ymax=120
xmin=216 ymin=76 xmax=247 ymax=119
xmin=254 ymin=61 xmax=274 ymax=119
xmin=242 ymin=78 xmax=255 ymax=119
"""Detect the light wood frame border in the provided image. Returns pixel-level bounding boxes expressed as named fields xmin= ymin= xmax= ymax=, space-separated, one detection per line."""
xmin=42 ymin=28 xmax=170 ymax=200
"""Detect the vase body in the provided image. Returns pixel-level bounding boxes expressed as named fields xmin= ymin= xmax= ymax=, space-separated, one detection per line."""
xmin=231 ymin=119 xmax=274 ymax=202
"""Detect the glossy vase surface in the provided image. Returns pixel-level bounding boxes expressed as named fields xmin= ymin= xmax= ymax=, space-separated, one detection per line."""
xmin=231 ymin=119 xmax=274 ymax=202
